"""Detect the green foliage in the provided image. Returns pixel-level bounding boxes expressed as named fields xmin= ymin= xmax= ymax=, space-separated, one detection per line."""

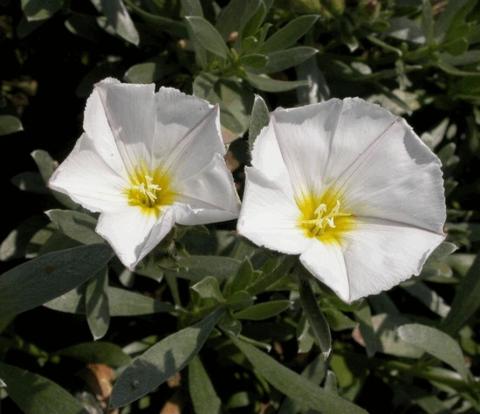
xmin=0 ymin=244 xmax=112 ymax=317
xmin=398 ymin=323 xmax=470 ymax=380
xmin=186 ymin=16 xmax=230 ymax=59
xmin=188 ymin=356 xmax=222 ymax=414
xmin=1 ymin=0 xmax=480 ymax=413
xmin=298 ymin=267 xmax=332 ymax=359
xmin=85 ymin=269 xmax=110 ymax=340
xmin=0 ymin=115 xmax=23 ymax=136
xmin=230 ymin=335 xmax=367 ymax=413
xmin=0 ymin=362 xmax=85 ymax=414
xmin=110 ymin=309 xmax=224 ymax=408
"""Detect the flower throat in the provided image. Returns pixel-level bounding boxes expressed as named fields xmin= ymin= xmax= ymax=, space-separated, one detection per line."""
xmin=297 ymin=188 xmax=355 ymax=243
xmin=126 ymin=165 xmax=175 ymax=216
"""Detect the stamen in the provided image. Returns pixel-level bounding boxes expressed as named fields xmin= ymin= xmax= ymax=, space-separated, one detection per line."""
xmin=125 ymin=167 xmax=174 ymax=215
xmin=132 ymin=175 xmax=162 ymax=205
xmin=300 ymin=199 xmax=350 ymax=236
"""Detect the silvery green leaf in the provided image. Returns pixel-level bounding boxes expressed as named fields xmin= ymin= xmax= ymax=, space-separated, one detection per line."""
xmin=443 ymin=253 xmax=480 ymax=334
xmin=110 ymin=309 xmax=224 ymax=407
xmin=21 ymin=0 xmax=63 ymax=22
xmin=261 ymin=15 xmax=319 ymax=52
xmin=215 ymin=0 xmax=261 ymax=40
xmin=55 ymin=342 xmax=131 ymax=368
xmin=46 ymin=210 xmax=102 ymax=245
xmin=245 ymin=73 xmax=308 ymax=92
xmin=85 ymin=268 xmax=110 ymax=340
xmin=188 ymin=357 xmax=222 ymax=414
xmin=264 ymin=46 xmax=318 ymax=73
xmin=0 ymin=114 xmax=23 ymax=135
xmin=231 ymin=336 xmax=368 ymax=413
xmin=185 ymin=16 xmax=229 ymax=59
xmin=298 ymin=271 xmax=331 ymax=359
xmin=0 ymin=244 xmax=112 ymax=317
xmin=0 ymin=362 xmax=85 ymax=414
xmin=234 ymin=299 xmax=291 ymax=320
xmin=169 ymin=255 xmax=241 ymax=281
xmin=90 ymin=0 xmax=139 ymax=45
xmin=248 ymin=95 xmax=269 ymax=151
xmin=191 ymin=276 xmax=225 ymax=302
xmin=45 ymin=285 xmax=173 ymax=316
xmin=398 ymin=323 xmax=470 ymax=379
xmin=0 ymin=215 xmax=48 ymax=261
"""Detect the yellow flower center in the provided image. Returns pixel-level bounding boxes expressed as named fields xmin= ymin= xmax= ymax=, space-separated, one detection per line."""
xmin=297 ymin=188 xmax=355 ymax=243
xmin=125 ymin=165 xmax=175 ymax=216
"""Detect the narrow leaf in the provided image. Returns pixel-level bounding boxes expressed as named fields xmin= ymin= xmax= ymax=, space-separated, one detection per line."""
xmin=443 ymin=253 xmax=480 ymax=333
xmin=265 ymin=47 xmax=318 ymax=73
xmin=188 ymin=356 xmax=222 ymax=414
xmin=354 ymin=302 xmax=381 ymax=357
xmin=31 ymin=150 xmax=77 ymax=208
xmin=0 ymin=362 xmax=86 ymax=414
xmin=248 ymin=95 xmax=269 ymax=151
xmin=234 ymin=300 xmax=291 ymax=320
xmin=46 ymin=209 xmax=103 ymax=245
xmin=279 ymin=355 xmax=326 ymax=413
xmin=123 ymin=0 xmax=187 ymax=37
xmin=364 ymin=314 xmax=423 ymax=358
xmin=180 ymin=0 xmax=203 ymax=16
xmin=0 ymin=215 xmax=48 ymax=261
xmin=85 ymin=269 xmax=110 ymax=340
xmin=421 ymin=0 xmax=434 ymax=45
xmin=21 ymin=0 xmax=63 ymax=22
xmin=261 ymin=15 xmax=319 ymax=52
xmin=0 ymin=244 xmax=112 ymax=317
xmin=225 ymin=258 xmax=255 ymax=296
xmin=110 ymin=309 xmax=224 ymax=407
xmin=12 ymin=172 xmax=47 ymax=194
xmin=241 ymin=53 xmax=268 ymax=69
xmin=191 ymin=276 xmax=225 ymax=302
xmin=298 ymin=269 xmax=331 ymax=359
xmin=0 ymin=115 xmax=23 ymax=135
xmin=91 ymin=0 xmax=139 ymax=45
xmin=31 ymin=150 xmax=56 ymax=182
xmin=247 ymin=255 xmax=296 ymax=296
xmin=45 ymin=286 xmax=173 ymax=316
xmin=185 ymin=16 xmax=229 ymax=59
xmin=324 ymin=370 xmax=338 ymax=393
xmin=215 ymin=0 xmax=261 ymax=39
xmin=170 ymin=255 xmax=241 ymax=281
xmin=231 ymin=336 xmax=367 ymax=413
xmin=56 ymin=342 xmax=131 ymax=367
xmin=398 ymin=323 xmax=470 ymax=379
xmin=245 ymin=73 xmax=307 ymax=92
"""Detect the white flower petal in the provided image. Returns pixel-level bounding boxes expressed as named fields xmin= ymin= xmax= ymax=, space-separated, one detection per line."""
xmin=95 ymin=80 xmax=156 ymax=172
xmin=240 ymin=97 xmax=447 ymax=303
xmin=341 ymin=217 xmax=445 ymax=302
xmin=49 ymin=133 xmax=128 ymax=213
xmin=96 ymin=207 xmax=175 ymax=270
xmin=250 ymin=121 xmax=293 ymax=198
xmin=339 ymin=118 xmax=445 ymax=233
xmin=153 ymin=87 xmax=224 ymax=160
xmin=271 ymin=100 xmax=343 ymax=196
xmin=237 ymin=167 xmax=311 ymax=255
xmin=300 ymin=241 xmax=350 ymax=302
xmin=83 ymin=78 xmax=126 ymax=175
xmin=162 ymin=104 xmax=224 ymax=181
xmin=174 ymin=153 xmax=240 ymax=225
xmin=322 ymin=98 xmax=400 ymax=183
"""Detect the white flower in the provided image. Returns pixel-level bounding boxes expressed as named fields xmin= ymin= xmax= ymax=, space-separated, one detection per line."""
xmin=237 ymin=98 xmax=446 ymax=302
xmin=49 ymin=78 xmax=240 ymax=270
